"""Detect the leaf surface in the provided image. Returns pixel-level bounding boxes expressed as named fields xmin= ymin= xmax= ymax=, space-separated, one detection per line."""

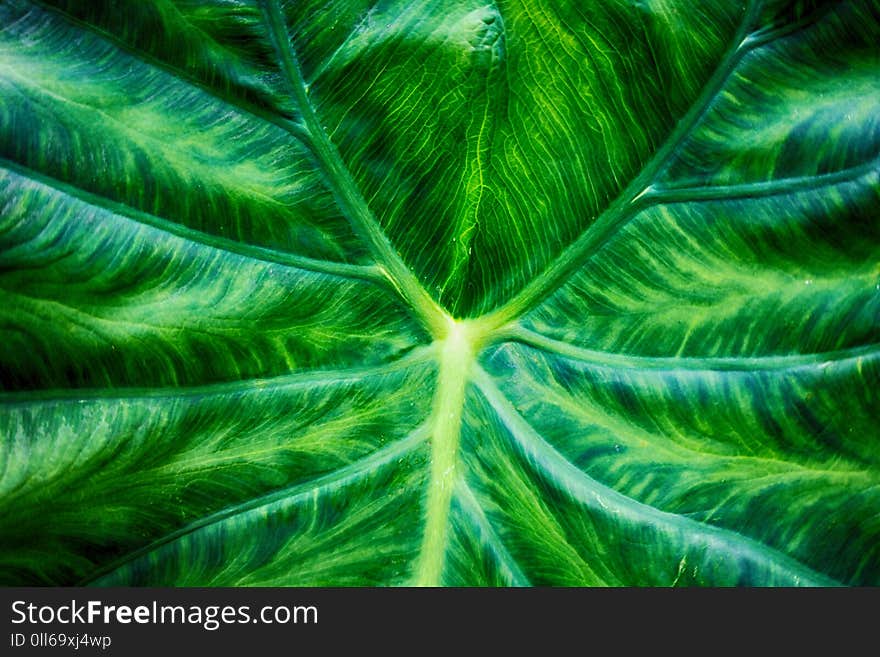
xmin=1 ymin=0 xmax=878 ymax=586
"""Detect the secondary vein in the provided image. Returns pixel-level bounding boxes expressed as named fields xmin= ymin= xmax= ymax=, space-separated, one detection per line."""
xmin=497 ymin=325 xmax=880 ymax=373
xmin=0 ymin=158 xmax=383 ymax=284
xmin=475 ymin=0 xmax=766 ymax=334
xmin=81 ymin=424 xmax=431 ymax=586
xmin=644 ymin=155 xmax=880 ymax=205
xmin=260 ymin=0 xmax=447 ymax=338
xmin=472 ymin=366 xmax=840 ymax=587
xmin=454 ymin=480 xmax=530 ymax=586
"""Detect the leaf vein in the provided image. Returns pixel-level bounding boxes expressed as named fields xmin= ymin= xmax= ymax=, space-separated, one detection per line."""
xmin=498 ymin=325 xmax=880 ymax=372
xmin=0 ymin=159 xmax=383 ymax=284
xmin=80 ymin=423 xmax=431 ymax=585
xmin=473 ymin=365 xmax=841 ymax=586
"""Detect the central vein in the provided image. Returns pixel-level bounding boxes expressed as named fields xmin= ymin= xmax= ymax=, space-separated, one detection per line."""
xmin=415 ymin=318 xmax=475 ymax=586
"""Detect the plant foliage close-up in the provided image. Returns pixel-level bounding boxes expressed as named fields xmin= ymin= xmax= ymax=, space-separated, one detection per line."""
xmin=0 ymin=0 xmax=878 ymax=586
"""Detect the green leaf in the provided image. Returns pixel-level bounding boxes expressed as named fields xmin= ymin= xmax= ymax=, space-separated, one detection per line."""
xmin=1 ymin=0 xmax=878 ymax=586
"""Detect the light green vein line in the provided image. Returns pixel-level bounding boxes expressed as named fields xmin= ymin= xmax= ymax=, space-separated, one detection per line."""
xmin=476 ymin=0 xmax=766 ymax=332
xmin=82 ymin=423 xmax=432 ymax=586
xmin=454 ymin=480 xmax=530 ymax=587
xmin=0 ymin=159 xmax=383 ymax=284
xmin=260 ymin=0 xmax=448 ymax=337
xmin=645 ymin=156 xmax=880 ymax=205
xmin=414 ymin=319 xmax=473 ymax=586
xmin=497 ymin=325 xmax=880 ymax=372
xmin=472 ymin=366 xmax=841 ymax=587
xmin=0 ymin=343 xmax=437 ymax=406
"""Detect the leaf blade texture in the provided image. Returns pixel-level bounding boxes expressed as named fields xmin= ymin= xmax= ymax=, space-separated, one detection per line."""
xmin=1 ymin=0 xmax=878 ymax=586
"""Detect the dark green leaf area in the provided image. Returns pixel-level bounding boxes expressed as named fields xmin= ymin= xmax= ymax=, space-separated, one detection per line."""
xmin=0 ymin=0 xmax=878 ymax=586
